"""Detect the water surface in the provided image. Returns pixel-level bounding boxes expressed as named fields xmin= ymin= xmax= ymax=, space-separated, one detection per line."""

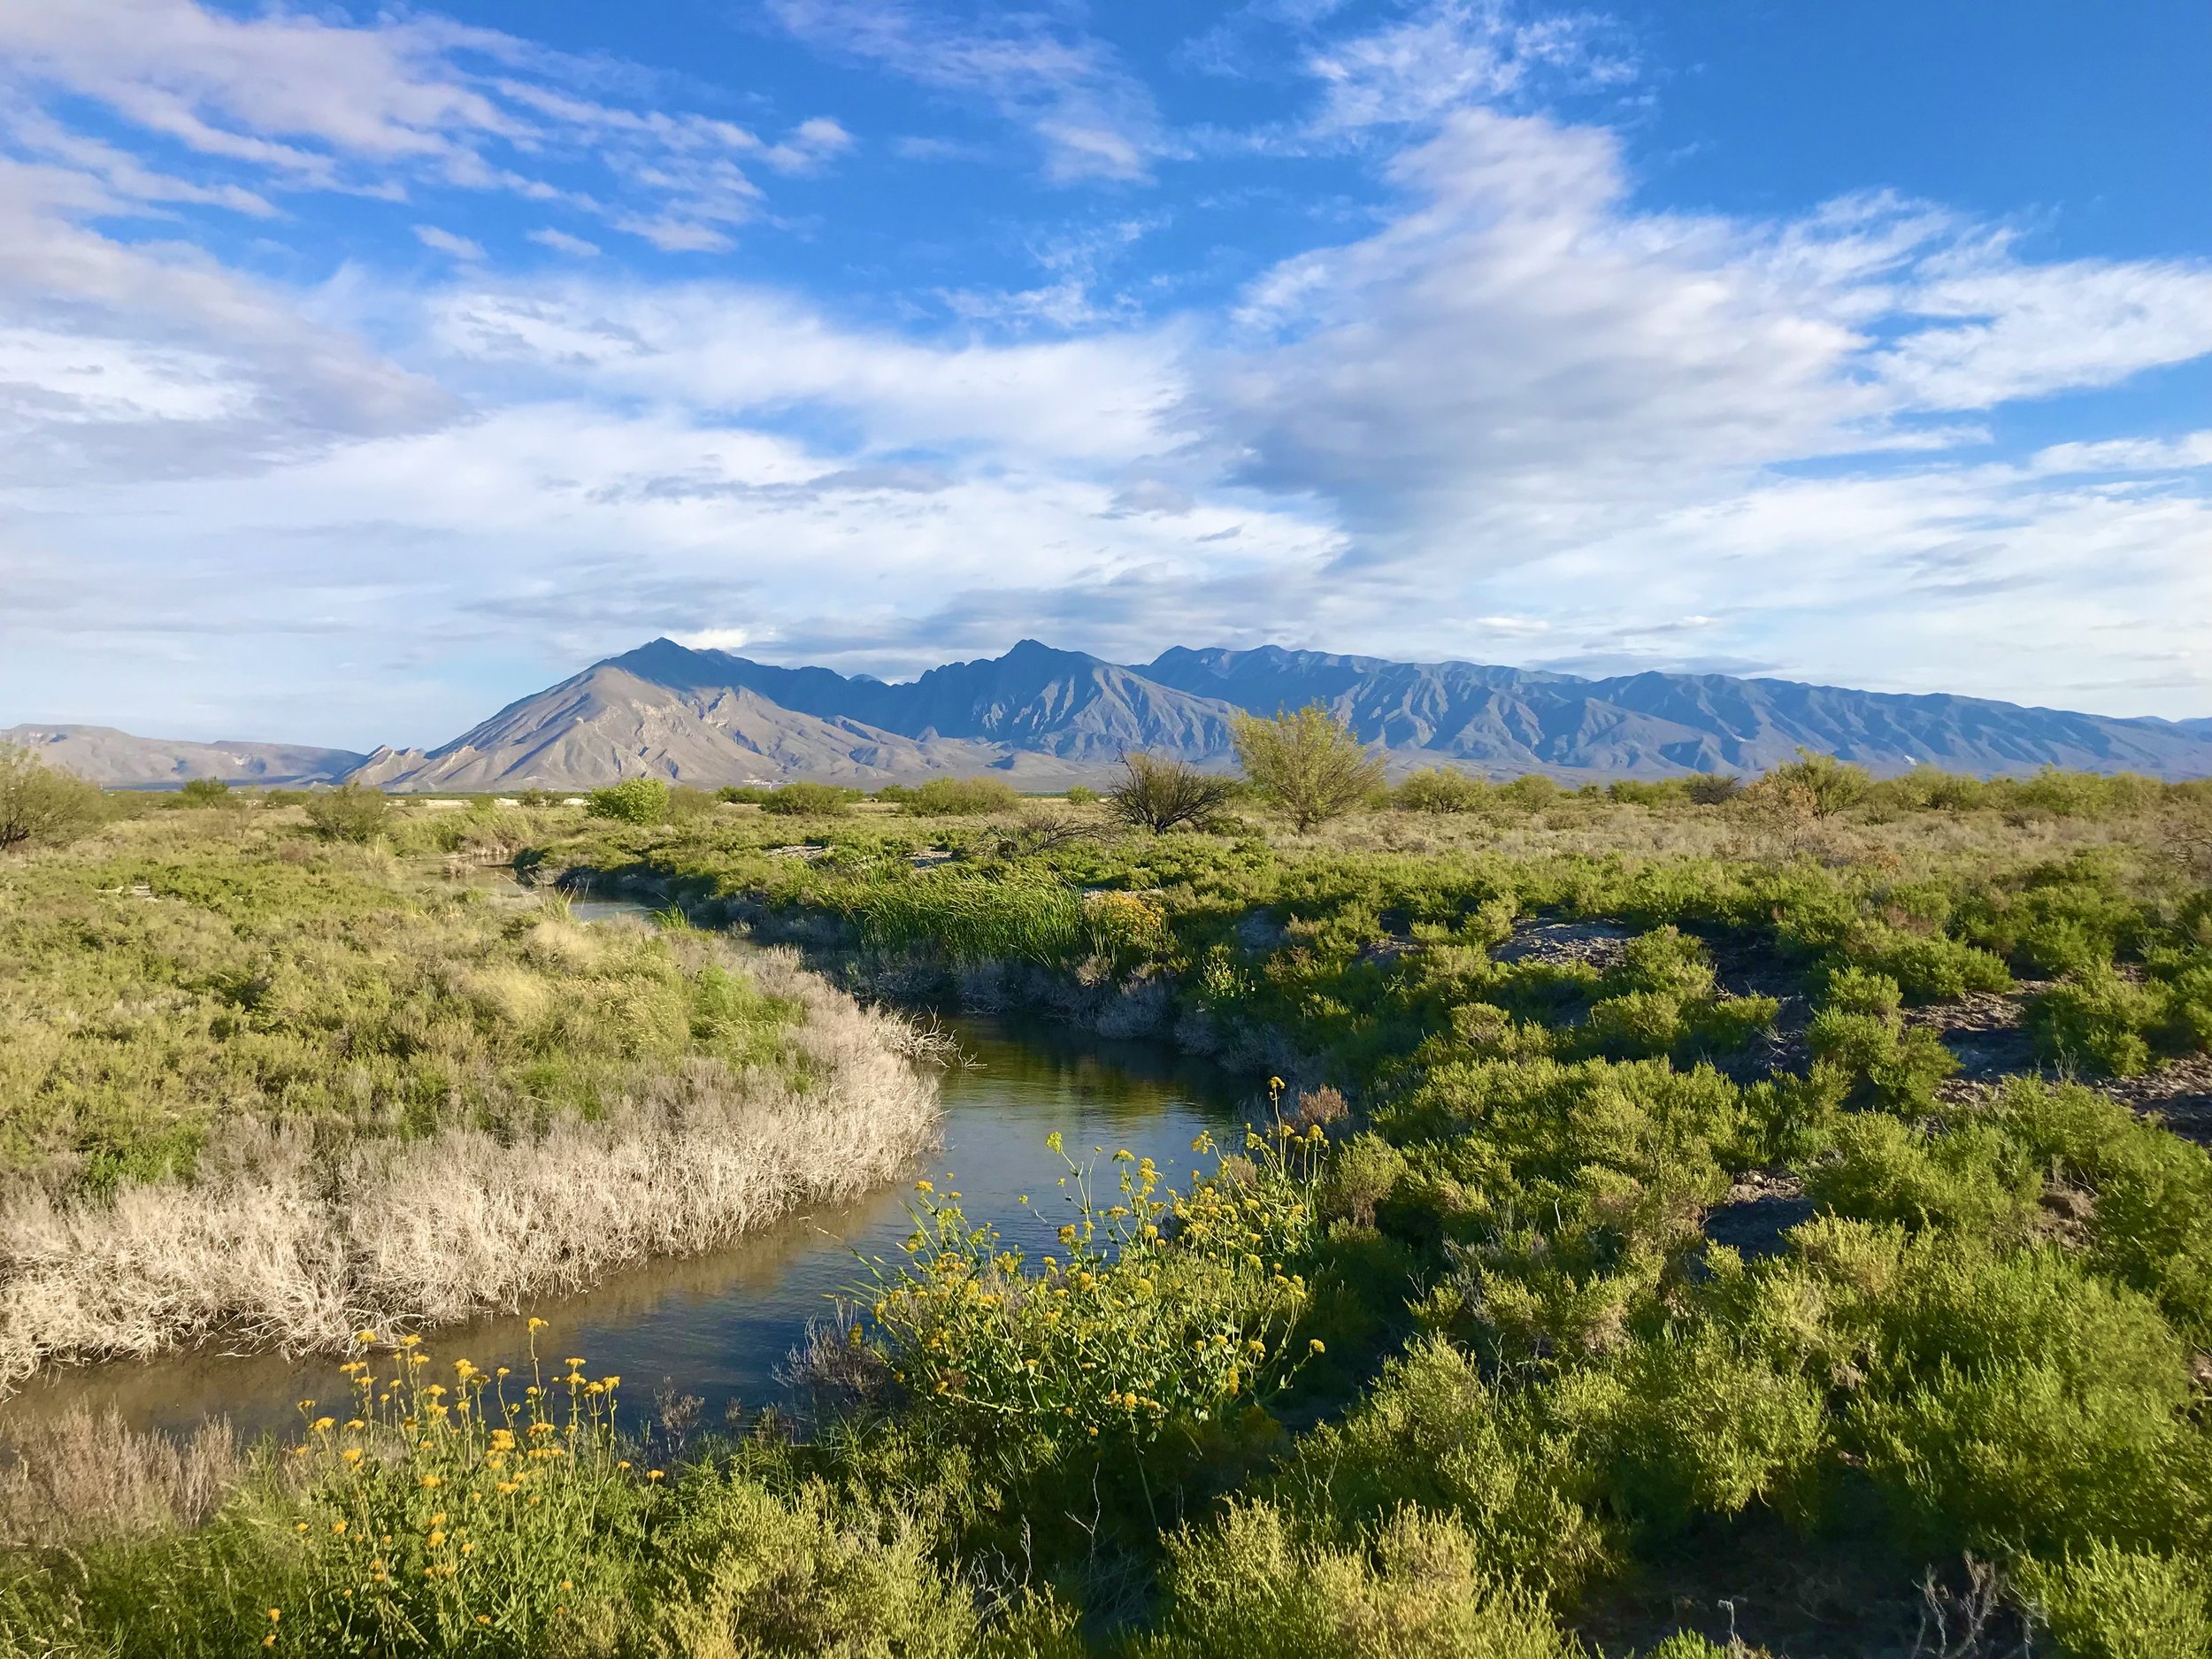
xmin=2 ymin=1006 xmax=1252 ymax=1445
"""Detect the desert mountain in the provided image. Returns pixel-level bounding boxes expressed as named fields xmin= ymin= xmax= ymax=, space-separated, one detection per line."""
xmin=1140 ymin=646 xmax=2212 ymax=778
xmin=0 ymin=725 xmax=365 ymax=789
xmin=354 ymin=638 xmax=2212 ymax=791
xmin=348 ymin=656 xmax=1119 ymax=793
xmin=16 ymin=641 xmax=2212 ymax=792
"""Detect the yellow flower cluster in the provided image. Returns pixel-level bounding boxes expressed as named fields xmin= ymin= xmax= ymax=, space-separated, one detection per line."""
xmin=258 ymin=1322 xmax=663 ymax=1651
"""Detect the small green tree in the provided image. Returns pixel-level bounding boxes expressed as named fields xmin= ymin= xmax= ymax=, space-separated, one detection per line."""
xmin=0 ymin=746 xmax=105 ymax=853
xmin=1765 ymin=747 xmax=1871 ymax=818
xmin=1107 ymin=751 xmax=1237 ymax=833
xmin=1231 ymin=703 xmax=1385 ymax=832
xmin=586 ymin=777 xmax=670 ymax=826
xmin=176 ymin=777 xmax=233 ymax=808
xmin=303 ymin=782 xmax=388 ymax=842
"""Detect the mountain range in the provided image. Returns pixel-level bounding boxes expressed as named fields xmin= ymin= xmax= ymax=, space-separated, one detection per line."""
xmin=17 ymin=641 xmax=2212 ymax=790
xmin=0 ymin=725 xmax=367 ymax=789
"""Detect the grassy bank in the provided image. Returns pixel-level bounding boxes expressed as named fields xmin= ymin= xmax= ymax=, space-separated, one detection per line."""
xmin=0 ymin=809 xmax=941 ymax=1384
xmin=4 ymin=771 xmax=2210 ymax=1655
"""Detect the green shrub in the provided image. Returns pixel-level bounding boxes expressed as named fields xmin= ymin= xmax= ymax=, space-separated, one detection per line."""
xmin=1989 ymin=1079 xmax=2212 ymax=1343
xmin=175 ymin=777 xmax=234 ymax=808
xmin=1805 ymin=1008 xmax=1958 ymax=1112
xmin=2016 ymin=1541 xmax=2211 ymax=1659
xmin=302 ymin=782 xmax=388 ymax=843
xmin=1574 ymin=1328 xmax=1827 ymax=1536
xmin=1109 ymin=753 xmax=1238 ymax=833
xmin=0 ymin=746 xmax=106 ymax=853
xmin=1802 ymin=1115 xmax=2039 ymax=1240
xmin=1394 ymin=768 xmax=1493 ymax=814
xmin=1065 ymin=784 xmax=1098 ymax=806
xmin=586 ymin=776 xmax=670 ymax=825
xmin=905 ymin=776 xmax=1020 ymax=816
xmin=761 ymin=781 xmax=855 ymax=817
xmin=1496 ymin=774 xmax=1561 ymax=810
xmin=666 ymin=784 xmax=718 ymax=822
xmin=1152 ymin=1501 xmax=1579 ymax=1659
xmin=1763 ymin=749 xmax=1871 ymax=818
xmin=1684 ymin=773 xmax=1740 ymax=806
xmin=1841 ymin=1239 xmax=2206 ymax=1560
xmin=1844 ymin=927 xmax=2011 ymax=1003
xmin=645 ymin=1471 xmax=982 ymax=1658
xmin=1279 ymin=1337 xmax=1608 ymax=1596
xmin=2032 ymin=968 xmax=2168 ymax=1076
xmin=716 ymin=785 xmax=769 ymax=804
xmin=863 ymin=1132 xmax=1321 ymax=1459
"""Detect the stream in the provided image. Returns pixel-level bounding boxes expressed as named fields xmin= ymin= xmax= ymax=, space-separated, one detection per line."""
xmin=0 ymin=898 xmax=1253 ymax=1447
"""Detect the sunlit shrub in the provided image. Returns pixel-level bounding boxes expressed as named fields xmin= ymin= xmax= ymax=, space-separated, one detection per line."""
xmin=303 ymin=783 xmax=389 ymax=843
xmin=1805 ymin=1007 xmax=1957 ymax=1112
xmin=1151 ymin=1500 xmax=1579 ymax=1659
xmin=905 ymin=776 xmax=1020 ymax=816
xmin=586 ymin=777 xmax=669 ymax=825
xmin=2016 ymin=1540 xmax=2212 ymax=1659
xmin=760 ymin=781 xmax=855 ymax=817
xmin=864 ymin=1128 xmax=1325 ymax=1460
xmin=1394 ymin=768 xmax=1493 ymax=814
xmin=2031 ymin=967 xmax=2168 ymax=1076
xmin=1278 ymin=1336 xmax=1609 ymax=1597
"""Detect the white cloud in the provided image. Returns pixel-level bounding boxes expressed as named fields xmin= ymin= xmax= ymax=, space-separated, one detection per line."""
xmin=769 ymin=0 xmax=1170 ymax=182
xmin=526 ymin=227 xmax=601 ymax=258
xmin=414 ymin=224 xmax=486 ymax=261
xmin=0 ymin=0 xmax=850 ymax=250
xmin=1306 ymin=0 xmax=1635 ymax=135
xmin=1203 ymin=108 xmax=2212 ymax=572
xmin=2032 ymin=432 xmax=2212 ymax=475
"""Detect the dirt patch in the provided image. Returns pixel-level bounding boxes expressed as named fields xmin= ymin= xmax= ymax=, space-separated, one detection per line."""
xmin=1493 ymin=920 xmax=1633 ymax=970
xmin=2094 ymin=1052 xmax=2212 ymax=1142
xmin=1909 ymin=984 xmax=2051 ymax=1084
xmin=1701 ymin=1169 xmax=1813 ymax=1258
xmin=1907 ymin=982 xmax=2212 ymax=1143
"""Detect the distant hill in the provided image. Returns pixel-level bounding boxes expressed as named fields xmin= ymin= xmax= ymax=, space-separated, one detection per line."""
xmin=15 ymin=642 xmax=2212 ymax=792
xmin=0 ymin=725 xmax=365 ymax=789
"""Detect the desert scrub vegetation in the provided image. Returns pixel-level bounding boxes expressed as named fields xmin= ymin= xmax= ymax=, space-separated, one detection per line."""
xmin=6 ymin=760 xmax=2212 ymax=1656
xmin=0 ymin=809 xmax=940 ymax=1384
xmin=465 ymin=759 xmax=2212 ymax=1652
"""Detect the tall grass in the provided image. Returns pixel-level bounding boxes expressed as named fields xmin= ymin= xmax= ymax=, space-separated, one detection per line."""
xmin=850 ymin=874 xmax=1086 ymax=964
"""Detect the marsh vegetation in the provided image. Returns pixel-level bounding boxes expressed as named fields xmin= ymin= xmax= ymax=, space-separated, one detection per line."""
xmin=2 ymin=733 xmax=2209 ymax=1656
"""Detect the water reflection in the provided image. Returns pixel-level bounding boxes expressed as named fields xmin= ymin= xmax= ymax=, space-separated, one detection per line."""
xmin=1 ymin=1012 xmax=1255 ymax=1444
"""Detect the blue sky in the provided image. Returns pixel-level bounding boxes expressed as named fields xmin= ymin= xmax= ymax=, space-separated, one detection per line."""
xmin=1 ymin=0 xmax=2208 ymax=748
